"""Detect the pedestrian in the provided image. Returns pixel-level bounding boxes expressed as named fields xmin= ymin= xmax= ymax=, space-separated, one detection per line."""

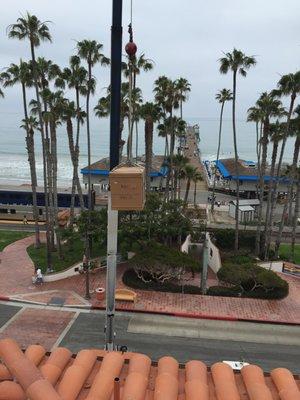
xmin=35 ymin=268 xmax=43 ymax=285
xmin=23 ymin=215 xmax=28 ymax=225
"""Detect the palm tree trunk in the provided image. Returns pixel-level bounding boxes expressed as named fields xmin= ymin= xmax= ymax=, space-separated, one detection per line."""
xmin=268 ymin=94 xmax=296 ymax=254
xmin=180 ymin=98 xmax=183 ymax=120
xmin=255 ymin=120 xmax=268 ymax=256
xmin=127 ymin=66 xmax=135 ymax=161
xmin=263 ymin=138 xmax=279 ymax=259
xmin=45 ymin=111 xmax=55 ymax=250
xmin=255 ymin=122 xmax=262 ymax=199
xmin=85 ymin=62 xmax=93 ymax=263
xmin=145 ymin=117 xmax=153 ymax=192
xmin=193 ymin=181 xmax=197 ymax=205
xmin=274 ymin=134 xmax=300 ymax=258
xmin=168 ymin=112 xmax=175 ymax=200
xmin=291 ymin=179 xmax=299 ymax=262
xmin=232 ymin=70 xmax=239 ymax=252
xmin=211 ymin=101 xmax=225 ymax=213
xmin=184 ymin=179 xmax=191 ymax=205
xmin=69 ymin=89 xmax=84 ymax=222
xmin=30 ymin=40 xmax=52 ymax=270
xmin=288 ymin=136 xmax=300 ymax=224
xmin=22 ymin=82 xmax=40 ymax=247
xmin=135 ymin=121 xmax=139 ymax=161
xmin=50 ymin=120 xmax=62 ymax=259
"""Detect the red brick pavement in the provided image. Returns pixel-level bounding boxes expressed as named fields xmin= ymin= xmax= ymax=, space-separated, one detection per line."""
xmin=0 ymin=236 xmax=300 ymax=324
xmin=0 ymin=308 xmax=75 ymax=350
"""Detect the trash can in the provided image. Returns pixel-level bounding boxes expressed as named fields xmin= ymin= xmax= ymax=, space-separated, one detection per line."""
xmin=95 ymin=287 xmax=105 ymax=301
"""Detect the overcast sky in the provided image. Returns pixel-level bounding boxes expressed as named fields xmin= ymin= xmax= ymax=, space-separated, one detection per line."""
xmin=1 ymin=0 xmax=300 ymax=121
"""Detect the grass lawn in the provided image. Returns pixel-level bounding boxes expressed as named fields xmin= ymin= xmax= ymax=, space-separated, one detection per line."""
xmin=279 ymin=243 xmax=300 ymax=265
xmin=0 ymin=230 xmax=32 ymax=252
xmin=27 ymin=238 xmax=106 ymax=273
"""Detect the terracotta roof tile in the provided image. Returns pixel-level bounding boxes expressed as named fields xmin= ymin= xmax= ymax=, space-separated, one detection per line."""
xmin=0 ymin=339 xmax=299 ymax=400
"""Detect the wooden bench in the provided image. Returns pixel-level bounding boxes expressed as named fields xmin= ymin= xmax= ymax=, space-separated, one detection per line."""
xmin=115 ymin=288 xmax=137 ymax=302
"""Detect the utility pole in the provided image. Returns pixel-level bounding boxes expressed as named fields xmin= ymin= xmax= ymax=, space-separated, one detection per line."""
xmin=105 ymin=0 xmax=123 ymax=351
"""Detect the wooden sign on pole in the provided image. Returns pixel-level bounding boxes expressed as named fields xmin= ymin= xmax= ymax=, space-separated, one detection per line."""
xmin=109 ymin=165 xmax=145 ymax=210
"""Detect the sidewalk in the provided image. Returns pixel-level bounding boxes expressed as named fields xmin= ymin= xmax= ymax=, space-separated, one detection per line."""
xmin=0 ymin=236 xmax=299 ymax=325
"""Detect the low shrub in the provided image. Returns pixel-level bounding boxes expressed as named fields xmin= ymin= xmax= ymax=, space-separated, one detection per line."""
xmin=122 ymin=268 xmax=202 ymax=295
xmin=207 ymin=286 xmax=242 ymax=297
xmin=226 ymin=255 xmax=254 ymax=265
xmin=212 ymin=229 xmax=260 ymax=251
xmin=216 ymin=263 xmax=289 ymax=299
xmin=128 ymin=241 xmax=200 ymax=284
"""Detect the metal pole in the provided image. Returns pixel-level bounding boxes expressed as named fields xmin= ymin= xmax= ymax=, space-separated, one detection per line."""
xmin=110 ymin=0 xmax=122 ymax=170
xmin=201 ymin=233 xmax=209 ymax=294
xmin=105 ymin=0 xmax=123 ymax=351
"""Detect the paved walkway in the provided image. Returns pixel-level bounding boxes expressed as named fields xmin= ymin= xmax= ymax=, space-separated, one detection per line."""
xmin=0 ymin=236 xmax=299 ymax=324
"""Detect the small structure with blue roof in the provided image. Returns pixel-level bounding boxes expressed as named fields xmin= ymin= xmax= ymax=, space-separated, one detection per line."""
xmin=81 ymin=155 xmax=168 ymax=193
xmin=204 ymin=158 xmax=292 ymax=198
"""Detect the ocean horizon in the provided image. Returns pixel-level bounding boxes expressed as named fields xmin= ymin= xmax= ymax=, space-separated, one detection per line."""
xmin=0 ymin=115 xmax=296 ymax=187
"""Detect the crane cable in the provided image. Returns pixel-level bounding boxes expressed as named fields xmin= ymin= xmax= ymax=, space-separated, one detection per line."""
xmin=127 ymin=0 xmax=134 ymax=163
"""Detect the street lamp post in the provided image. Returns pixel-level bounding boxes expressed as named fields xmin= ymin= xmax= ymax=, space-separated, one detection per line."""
xmin=105 ymin=0 xmax=123 ymax=351
xmin=83 ymin=254 xmax=91 ymax=300
xmin=201 ymin=233 xmax=209 ymax=294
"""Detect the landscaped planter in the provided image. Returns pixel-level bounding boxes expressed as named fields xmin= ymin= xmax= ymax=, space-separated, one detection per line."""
xmin=95 ymin=287 xmax=105 ymax=301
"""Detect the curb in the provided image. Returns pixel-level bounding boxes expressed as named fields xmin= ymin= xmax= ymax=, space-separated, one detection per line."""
xmin=90 ymin=303 xmax=300 ymax=325
xmin=1 ymin=296 xmax=300 ymax=326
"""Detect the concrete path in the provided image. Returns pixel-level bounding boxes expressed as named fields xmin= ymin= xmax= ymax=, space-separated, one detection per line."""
xmin=127 ymin=314 xmax=300 ymax=346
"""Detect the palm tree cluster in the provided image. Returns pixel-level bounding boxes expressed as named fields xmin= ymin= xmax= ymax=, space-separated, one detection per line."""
xmin=246 ymin=75 xmax=300 ymax=260
xmin=0 ymin=13 xmax=196 ymax=271
xmin=1 ymin=13 xmax=110 ymax=268
xmin=95 ymin=70 xmax=196 ymax=202
xmin=214 ymin=49 xmax=299 ymax=261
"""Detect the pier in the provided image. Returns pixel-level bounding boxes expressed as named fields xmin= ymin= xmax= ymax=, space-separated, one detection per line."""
xmin=182 ymin=126 xmax=207 ymax=191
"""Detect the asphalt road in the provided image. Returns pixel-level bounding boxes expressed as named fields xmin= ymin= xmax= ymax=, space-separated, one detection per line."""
xmin=0 ymin=302 xmax=298 ymax=372
xmin=60 ymin=312 xmax=300 ymax=373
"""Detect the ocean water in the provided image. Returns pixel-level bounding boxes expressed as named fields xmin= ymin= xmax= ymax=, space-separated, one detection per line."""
xmin=0 ymin=115 xmax=296 ymax=187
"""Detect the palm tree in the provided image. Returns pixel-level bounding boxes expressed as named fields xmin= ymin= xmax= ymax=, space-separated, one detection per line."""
xmin=274 ymin=131 xmax=300 ymax=259
xmin=290 ymin=167 xmax=300 ymax=262
xmin=77 ymin=39 xmax=109 ymax=270
xmin=219 ymin=49 xmax=256 ymax=251
xmin=61 ymin=55 xmax=88 ymax=212
xmin=183 ymin=164 xmax=197 ymax=205
xmin=175 ymin=78 xmax=191 ymax=119
xmin=172 ymin=154 xmax=189 ymax=200
xmin=123 ymin=53 xmax=154 ymax=89
xmin=263 ymin=121 xmax=285 ymax=259
xmin=20 ymin=116 xmax=41 ymax=246
xmin=287 ymin=105 xmax=300 ymax=223
xmin=59 ymin=99 xmax=86 ymax=225
xmin=77 ymin=40 xmax=109 ymax=212
xmin=94 ymin=83 xmax=142 ymax=160
xmin=251 ymin=92 xmax=284 ymax=257
xmin=247 ymin=106 xmax=264 ymax=175
xmin=8 ymin=12 xmax=52 ymax=269
xmin=268 ymin=71 xmax=300 ymax=256
xmin=41 ymin=89 xmax=66 ymax=258
xmin=123 ymin=53 xmax=154 ymax=159
xmin=211 ymin=88 xmax=233 ymax=213
xmin=139 ymin=102 xmax=161 ymax=191
xmin=1 ymin=60 xmax=40 ymax=247
xmin=154 ymin=77 xmax=181 ymax=200
xmin=35 ymin=57 xmax=62 ymax=246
